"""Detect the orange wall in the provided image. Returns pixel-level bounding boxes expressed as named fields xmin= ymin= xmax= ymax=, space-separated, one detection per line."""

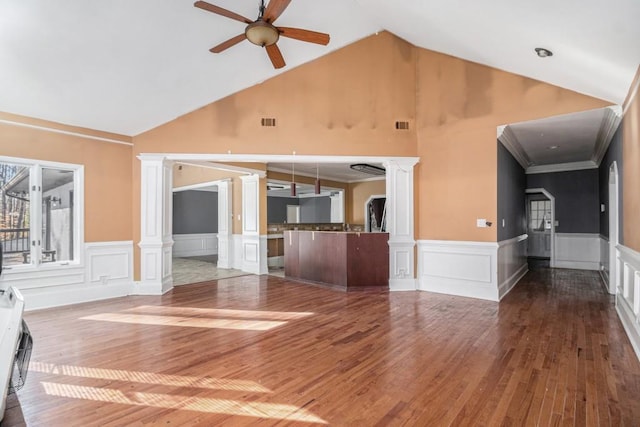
xmin=622 ymin=68 xmax=640 ymax=251
xmin=348 ymin=180 xmax=386 ymax=224
xmin=415 ymin=51 xmax=610 ymax=241
xmin=0 ymin=112 xmax=133 ymax=242
xmin=131 ymin=31 xmax=612 ymax=278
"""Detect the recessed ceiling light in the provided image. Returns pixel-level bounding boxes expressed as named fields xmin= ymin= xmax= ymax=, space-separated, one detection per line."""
xmin=547 ymin=145 xmax=559 ymax=150
xmin=535 ymin=47 xmax=553 ymax=58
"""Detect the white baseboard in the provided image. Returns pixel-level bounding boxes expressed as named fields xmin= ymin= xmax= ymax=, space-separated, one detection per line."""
xmin=389 ymin=277 xmax=417 ymax=291
xmin=555 ymin=233 xmax=600 ymax=271
xmin=417 ymin=240 xmax=500 ymax=301
xmin=616 ymin=244 xmax=640 ymax=361
xmin=172 ymin=233 xmax=218 ymax=257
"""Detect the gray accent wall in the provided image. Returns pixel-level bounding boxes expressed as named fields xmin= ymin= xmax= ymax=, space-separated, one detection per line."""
xmin=599 ymin=125 xmax=624 ymax=243
xmin=172 ymin=190 xmax=218 ymax=234
xmin=526 ymin=169 xmax=599 ymax=234
xmin=497 ymin=142 xmax=526 ymax=241
xmin=300 ymin=197 xmax=331 ymax=223
xmin=267 ymin=197 xmax=299 ymax=223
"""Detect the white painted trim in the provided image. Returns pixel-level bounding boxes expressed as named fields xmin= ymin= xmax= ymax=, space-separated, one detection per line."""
xmin=608 ymin=161 xmax=620 ymax=294
xmin=592 ymin=106 xmax=623 ymax=166
xmin=0 ymin=118 xmax=132 ymax=146
xmin=497 ymin=125 xmax=531 ymax=169
xmin=176 ymin=161 xmax=262 ymax=177
xmin=525 ymin=161 xmax=598 ymax=175
xmin=0 ymin=241 xmax=135 ymax=311
xmin=497 ymin=234 xmax=528 ymax=299
xmin=172 ymin=233 xmax=218 ymax=257
xmin=616 ymin=244 xmax=640 ymax=360
xmin=417 ymin=240 xmax=499 ymax=301
xmin=139 ymin=153 xmax=420 ymax=167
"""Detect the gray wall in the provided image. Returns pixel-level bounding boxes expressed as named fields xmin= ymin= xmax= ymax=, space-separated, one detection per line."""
xmin=300 ymin=197 xmax=331 ymax=223
xmin=497 ymin=142 xmax=527 ymax=241
xmin=526 ymin=169 xmax=599 ymax=234
xmin=267 ymin=197 xmax=299 ymax=223
xmin=172 ymin=190 xmax=218 ymax=234
xmin=599 ymin=125 xmax=624 ymax=243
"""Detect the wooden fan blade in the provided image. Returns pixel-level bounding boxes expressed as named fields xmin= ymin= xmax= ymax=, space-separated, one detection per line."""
xmin=266 ymin=44 xmax=286 ymax=69
xmin=263 ymin=0 xmax=291 ymax=24
xmin=278 ymin=27 xmax=330 ymax=45
xmin=210 ymin=34 xmax=247 ymax=53
xmin=194 ymin=1 xmax=252 ymax=24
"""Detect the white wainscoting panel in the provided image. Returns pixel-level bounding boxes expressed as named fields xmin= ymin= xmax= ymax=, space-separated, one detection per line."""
xmin=232 ymin=234 xmax=243 ymax=270
xmin=616 ymin=244 xmax=640 ymax=360
xmin=417 ymin=240 xmax=500 ymax=301
xmin=600 ymin=235 xmax=610 ymax=285
xmin=0 ymin=241 xmax=134 ymax=311
xmin=555 ymin=233 xmax=600 ymax=270
xmin=172 ymin=233 xmax=218 ymax=258
xmin=497 ymin=234 xmax=528 ymax=299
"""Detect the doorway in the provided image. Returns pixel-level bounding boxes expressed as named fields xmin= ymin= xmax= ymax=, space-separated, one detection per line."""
xmin=525 ymin=188 xmax=556 ymax=268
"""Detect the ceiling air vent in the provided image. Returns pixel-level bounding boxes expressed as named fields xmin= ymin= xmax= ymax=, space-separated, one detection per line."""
xmin=350 ymin=163 xmax=386 ymax=176
xmin=395 ymin=121 xmax=410 ymax=130
xmin=261 ymin=118 xmax=276 ymax=127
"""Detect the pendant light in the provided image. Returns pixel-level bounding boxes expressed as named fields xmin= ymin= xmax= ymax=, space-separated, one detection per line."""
xmin=315 ymin=163 xmax=321 ymax=195
xmin=290 ymin=161 xmax=296 ymax=197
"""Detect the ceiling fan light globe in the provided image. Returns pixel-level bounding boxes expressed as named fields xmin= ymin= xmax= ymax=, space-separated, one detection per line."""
xmin=245 ymin=21 xmax=279 ymax=47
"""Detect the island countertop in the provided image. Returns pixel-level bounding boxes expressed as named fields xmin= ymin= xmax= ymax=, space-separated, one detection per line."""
xmin=283 ymin=230 xmax=389 ymax=291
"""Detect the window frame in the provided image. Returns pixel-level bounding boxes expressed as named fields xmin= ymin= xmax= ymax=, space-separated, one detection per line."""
xmin=0 ymin=155 xmax=84 ymax=272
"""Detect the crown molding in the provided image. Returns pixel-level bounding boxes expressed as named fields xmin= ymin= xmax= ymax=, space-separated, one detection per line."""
xmin=592 ymin=105 xmax=623 ymax=166
xmin=526 ymin=160 xmax=598 ymax=175
xmin=497 ymin=125 xmax=531 ymax=169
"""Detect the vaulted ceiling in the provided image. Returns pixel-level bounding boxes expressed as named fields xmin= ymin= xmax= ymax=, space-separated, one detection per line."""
xmin=0 ymin=0 xmax=638 ymax=136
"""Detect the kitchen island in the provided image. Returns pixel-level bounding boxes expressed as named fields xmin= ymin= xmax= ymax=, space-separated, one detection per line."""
xmin=283 ymin=230 xmax=389 ymax=291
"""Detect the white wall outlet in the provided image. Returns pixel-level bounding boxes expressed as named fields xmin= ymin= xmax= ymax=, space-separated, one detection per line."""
xmin=477 ymin=218 xmax=487 ymax=228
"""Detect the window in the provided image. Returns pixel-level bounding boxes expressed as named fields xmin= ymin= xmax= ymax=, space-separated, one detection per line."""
xmin=529 ymin=199 xmax=551 ymax=231
xmin=0 ymin=157 xmax=82 ymax=269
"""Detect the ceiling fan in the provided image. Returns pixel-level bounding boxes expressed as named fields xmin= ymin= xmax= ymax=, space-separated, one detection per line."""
xmin=194 ymin=0 xmax=330 ymax=69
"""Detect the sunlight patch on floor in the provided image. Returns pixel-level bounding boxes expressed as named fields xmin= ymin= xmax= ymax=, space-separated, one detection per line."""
xmin=30 ymin=362 xmax=271 ymax=393
xmin=125 ymin=305 xmax=315 ymax=321
xmin=41 ymin=382 xmax=327 ymax=424
xmin=80 ymin=313 xmax=286 ymax=331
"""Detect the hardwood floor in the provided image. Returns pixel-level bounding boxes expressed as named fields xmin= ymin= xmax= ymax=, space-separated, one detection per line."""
xmin=3 ymin=268 xmax=640 ymax=426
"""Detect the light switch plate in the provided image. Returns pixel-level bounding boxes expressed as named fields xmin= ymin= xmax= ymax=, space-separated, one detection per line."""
xmin=477 ymin=218 xmax=487 ymax=228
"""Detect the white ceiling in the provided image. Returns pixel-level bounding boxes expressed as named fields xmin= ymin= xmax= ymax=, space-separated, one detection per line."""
xmin=0 ymin=1 xmax=638 ymax=137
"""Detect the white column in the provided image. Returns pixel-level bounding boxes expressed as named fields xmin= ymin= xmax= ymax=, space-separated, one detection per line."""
xmin=240 ymin=174 xmax=266 ymax=275
xmin=216 ymin=179 xmax=233 ymax=269
xmin=384 ymin=159 xmax=419 ymax=291
xmin=137 ymin=156 xmax=174 ymax=295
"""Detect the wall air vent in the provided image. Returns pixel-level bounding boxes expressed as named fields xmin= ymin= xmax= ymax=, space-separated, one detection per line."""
xmin=395 ymin=121 xmax=410 ymax=130
xmin=261 ymin=118 xmax=276 ymax=127
xmin=350 ymin=163 xmax=386 ymax=176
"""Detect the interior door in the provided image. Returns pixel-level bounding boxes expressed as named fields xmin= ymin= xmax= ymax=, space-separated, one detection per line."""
xmin=527 ymin=196 xmax=551 ymax=258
